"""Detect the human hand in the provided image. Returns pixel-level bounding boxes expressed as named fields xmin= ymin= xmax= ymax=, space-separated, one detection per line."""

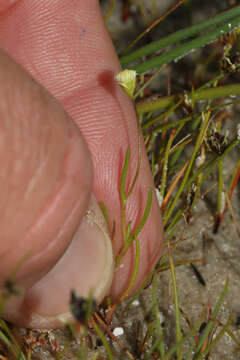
xmin=0 ymin=0 xmax=163 ymax=328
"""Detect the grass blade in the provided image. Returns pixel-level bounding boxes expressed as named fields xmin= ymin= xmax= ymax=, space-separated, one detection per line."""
xmin=193 ymin=278 xmax=229 ymax=358
xmin=120 ymin=5 xmax=240 ymax=66
xmin=196 ymin=311 xmax=234 ymax=360
xmin=128 ymin=16 xmax=240 ymax=74
xmin=168 ymin=241 xmax=182 ymax=360
xmin=163 ymin=111 xmax=211 ymax=226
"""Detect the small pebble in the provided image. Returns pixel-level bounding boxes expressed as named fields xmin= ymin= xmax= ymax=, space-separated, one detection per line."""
xmin=113 ymin=327 xmax=124 ymax=337
xmin=132 ymin=299 xmax=140 ymax=306
xmin=237 ymin=123 xmax=240 ymax=140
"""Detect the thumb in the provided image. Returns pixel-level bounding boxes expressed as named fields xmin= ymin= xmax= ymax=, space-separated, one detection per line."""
xmin=0 ymin=50 xmax=114 ymax=328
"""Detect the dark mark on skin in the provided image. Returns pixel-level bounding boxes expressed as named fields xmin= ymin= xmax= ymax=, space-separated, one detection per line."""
xmin=80 ymin=29 xmax=87 ymax=38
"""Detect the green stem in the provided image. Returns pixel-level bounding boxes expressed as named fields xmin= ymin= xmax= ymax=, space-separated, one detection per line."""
xmin=92 ymin=321 xmax=114 ymax=360
xmin=136 ymin=83 xmax=240 ymax=114
xmin=217 ymin=159 xmax=224 ymax=215
xmin=197 ymin=138 xmax=239 ymax=189
xmin=196 ymin=312 xmax=234 ymax=360
xmin=104 ymin=0 xmax=116 ymax=23
xmin=168 ymin=241 xmax=182 ymax=360
xmin=142 ymin=99 xmax=183 ymax=130
xmin=193 ymin=279 xmax=229 ymax=358
xmin=134 ymin=65 xmax=165 ymax=100
xmin=163 ymin=112 xmax=210 ymax=226
xmin=120 ymin=149 xmax=130 ymax=244
xmin=164 ymin=314 xmax=205 ymax=360
xmin=119 ymin=237 xmax=140 ymax=301
xmin=152 ymin=276 xmax=165 ymax=359
xmin=165 ymin=209 xmax=183 ymax=236
xmin=160 ymin=129 xmax=175 ymax=200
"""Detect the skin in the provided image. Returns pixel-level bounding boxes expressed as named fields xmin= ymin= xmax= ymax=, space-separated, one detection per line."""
xmin=0 ymin=0 xmax=163 ymax=328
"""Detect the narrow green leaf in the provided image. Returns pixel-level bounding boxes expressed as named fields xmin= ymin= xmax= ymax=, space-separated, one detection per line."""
xmin=120 ymin=5 xmax=240 ymax=66
xmin=120 ymin=148 xmax=130 ymax=202
xmin=99 ymin=201 xmax=110 ymax=229
xmin=164 ymin=313 xmax=205 ymax=360
xmin=120 ymin=237 xmax=140 ymax=301
xmin=164 ymin=112 xmax=211 ymax=226
xmin=132 ymin=188 xmax=152 ymax=238
xmin=128 ymin=17 xmax=240 ymax=74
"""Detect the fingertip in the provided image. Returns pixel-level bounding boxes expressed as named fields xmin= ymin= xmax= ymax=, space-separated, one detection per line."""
xmin=0 ymin=50 xmax=95 ymax=326
xmin=3 ymin=195 xmax=114 ymax=329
